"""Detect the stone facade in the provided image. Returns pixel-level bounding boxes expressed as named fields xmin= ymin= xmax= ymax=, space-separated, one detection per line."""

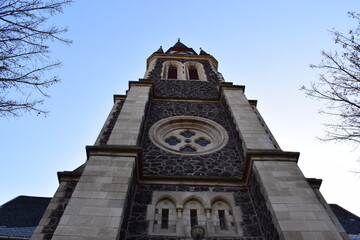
xmin=32 ymin=41 xmax=348 ymax=240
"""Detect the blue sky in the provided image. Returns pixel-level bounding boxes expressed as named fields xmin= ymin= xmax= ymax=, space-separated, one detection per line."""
xmin=1 ymin=1 xmax=360 ymax=216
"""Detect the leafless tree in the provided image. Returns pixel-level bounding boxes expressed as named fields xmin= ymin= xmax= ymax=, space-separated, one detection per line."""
xmin=0 ymin=0 xmax=72 ymax=117
xmin=302 ymin=12 xmax=360 ymax=146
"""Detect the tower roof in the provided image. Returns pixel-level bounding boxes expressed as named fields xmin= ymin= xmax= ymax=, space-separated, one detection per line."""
xmin=172 ymin=40 xmax=188 ymax=48
xmin=164 ymin=39 xmax=198 ymax=55
xmin=199 ymin=48 xmax=209 ymax=55
xmin=155 ymin=46 xmax=164 ymax=53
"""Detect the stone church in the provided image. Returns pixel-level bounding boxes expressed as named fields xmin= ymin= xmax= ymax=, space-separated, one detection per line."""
xmin=30 ymin=41 xmax=349 ymax=240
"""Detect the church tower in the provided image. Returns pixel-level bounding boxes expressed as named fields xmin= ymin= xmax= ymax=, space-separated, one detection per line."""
xmin=31 ymin=41 xmax=348 ymax=240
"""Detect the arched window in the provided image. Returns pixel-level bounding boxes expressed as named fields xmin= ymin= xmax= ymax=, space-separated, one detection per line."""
xmin=162 ymin=61 xmax=207 ymax=80
xmin=211 ymin=199 xmax=237 ymax=234
xmin=168 ymin=66 xmax=177 ymax=79
xmin=185 ymin=62 xmax=206 ymax=81
xmin=188 ymin=66 xmax=199 ymax=80
xmin=153 ymin=198 xmax=176 ymax=233
xmin=183 ymin=199 xmax=206 ymax=234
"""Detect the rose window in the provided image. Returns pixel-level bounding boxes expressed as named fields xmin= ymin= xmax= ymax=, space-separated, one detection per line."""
xmin=149 ymin=116 xmax=229 ymax=155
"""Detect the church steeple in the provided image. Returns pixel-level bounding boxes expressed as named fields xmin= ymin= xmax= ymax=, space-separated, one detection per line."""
xmin=31 ymin=41 xmax=347 ymax=240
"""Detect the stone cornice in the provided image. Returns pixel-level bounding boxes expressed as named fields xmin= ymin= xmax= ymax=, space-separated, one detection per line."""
xmin=306 ymin=178 xmax=323 ymax=189
xmin=113 ymin=94 xmax=126 ymax=102
xmin=219 ymin=83 xmax=245 ymax=92
xmin=57 ymin=171 xmax=82 ymax=183
xmin=241 ymin=149 xmax=300 ymax=186
xmin=85 ymin=145 xmax=142 ymax=159
xmin=245 ymin=149 xmax=299 ymax=163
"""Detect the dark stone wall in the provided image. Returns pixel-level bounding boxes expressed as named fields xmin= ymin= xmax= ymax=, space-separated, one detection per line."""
xmin=119 ymin=171 xmax=138 ymax=240
xmin=153 ymin=79 xmax=219 ymax=99
xmin=147 ymin=58 xmax=221 ymax=99
xmin=41 ymin=181 xmax=77 ymax=240
xmin=248 ymin=171 xmax=280 ymax=240
xmin=140 ymin=100 xmax=244 ymax=179
xmin=120 ymin=183 xmax=264 ymax=240
xmin=99 ymin=100 xmax=124 ymax=145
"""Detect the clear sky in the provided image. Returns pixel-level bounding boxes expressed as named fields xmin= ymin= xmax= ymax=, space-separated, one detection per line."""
xmin=1 ymin=1 xmax=360 ymax=217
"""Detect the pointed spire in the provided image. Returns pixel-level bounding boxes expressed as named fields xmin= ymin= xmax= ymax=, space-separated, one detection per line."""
xmin=164 ymin=39 xmax=197 ymax=55
xmin=155 ymin=46 xmax=164 ymax=53
xmin=172 ymin=39 xmax=188 ymax=49
xmin=199 ymin=47 xmax=209 ymax=55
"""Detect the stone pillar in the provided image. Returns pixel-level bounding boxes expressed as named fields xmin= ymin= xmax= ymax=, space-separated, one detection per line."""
xmin=222 ymin=87 xmax=277 ymax=151
xmin=50 ymin=154 xmax=135 ymax=240
xmin=252 ymin=156 xmax=347 ymax=240
xmin=107 ymin=85 xmax=151 ymax=145
xmin=46 ymin=84 xmax=150 ymax=240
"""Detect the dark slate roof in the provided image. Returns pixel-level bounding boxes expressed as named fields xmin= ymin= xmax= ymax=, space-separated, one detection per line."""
xmin=0 ymin=196 xmax=51 ymax=239
xmin=155 ymin=46 xmax=164 ymax=53
xmin=172 ymin=40 xmax=189 ymax=48
xmin=330 ymin=204 xmax=360 ymax=235
xmin=0 ymin=226 xmax=36 ymax=239
xmin=199 ymin=48 xmax=209 ymax=55
xmin=349 ymin=234 xmax=360 ymax=240
xmin=164 ymin=40 xmax=198 ymax=55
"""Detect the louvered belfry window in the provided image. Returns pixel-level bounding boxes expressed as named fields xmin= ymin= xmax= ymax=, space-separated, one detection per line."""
xmin=188 ymin=66 xmax=199 ymax=80
xmin=219 ymin=210 xmax=227 ymax=230
xmin=161 ymin=209 xmax=169 ymax=229
xmin=168 ymin=66 xmax=177 ymax=79
xmin=190 ymin=209 xmax=198 ymax=227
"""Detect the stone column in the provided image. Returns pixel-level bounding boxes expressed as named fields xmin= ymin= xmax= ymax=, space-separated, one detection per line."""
xmin=107 ymin=85 xmax=151 ymax=145
xmin=47 ymin=84 xmax=151 ymax=240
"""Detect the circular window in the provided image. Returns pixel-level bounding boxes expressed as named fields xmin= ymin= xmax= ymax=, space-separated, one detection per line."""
xmin=149 ymin=116 xmax=229 ymax=155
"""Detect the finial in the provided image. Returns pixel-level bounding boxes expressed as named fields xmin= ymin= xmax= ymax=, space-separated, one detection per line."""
xmin=200 ymin=47 xmax=202 ymax=50
xmin=178 ymin=38 xmax=180 ymax=42
xmin=160 ymin=46 xmax=162 ymax=49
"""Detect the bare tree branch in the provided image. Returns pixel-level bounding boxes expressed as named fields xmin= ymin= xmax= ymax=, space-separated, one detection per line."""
xmin=302 ymin=12 xmax=360 ymax=147
xmin=0 ymin=0 xmax=72 ymax=117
